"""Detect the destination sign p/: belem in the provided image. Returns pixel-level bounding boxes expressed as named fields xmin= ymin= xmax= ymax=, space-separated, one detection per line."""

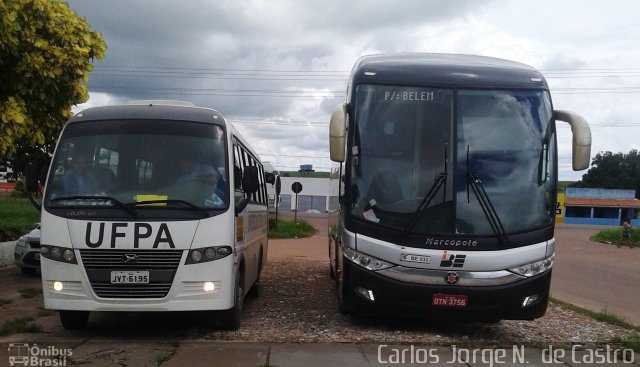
xmin=383 ymin=90 xmax=435 ymax=102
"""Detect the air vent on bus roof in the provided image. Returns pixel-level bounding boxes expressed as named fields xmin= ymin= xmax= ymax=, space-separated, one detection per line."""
xmin=126 ymin=100 xmax=195 ymax=107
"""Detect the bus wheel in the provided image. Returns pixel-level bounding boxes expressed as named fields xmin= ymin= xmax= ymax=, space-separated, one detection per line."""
xmin=218 ymin=272 xmax=243 ymax=330
xmin=246 ymin=281 xmax=260 ymax=298
xmin=337 ymin=267 xmax=354 ymax=315
xmin=59 ymin=310 xmax=89 ymax=330
xmin=247 ymin=251 xmax=262 ymax=299
xmin=328 ymin=242 xmax=336 ymax=279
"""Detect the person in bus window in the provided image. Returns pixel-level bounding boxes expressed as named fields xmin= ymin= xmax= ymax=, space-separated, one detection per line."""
xmin=61 ymin=154 xmax=97 ymax=195
xmin=176 ymin=155 xmax=218 ymax=185
xmin=176 ymin=153 xmax=226 ymax=207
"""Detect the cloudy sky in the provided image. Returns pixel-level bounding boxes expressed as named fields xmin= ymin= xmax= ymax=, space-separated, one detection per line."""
xmin=66 ymin=0 xmax=640 ymax=180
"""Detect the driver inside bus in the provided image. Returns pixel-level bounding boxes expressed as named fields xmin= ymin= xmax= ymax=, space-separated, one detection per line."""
xmin=61 ymin=154 xmax=97 ymax=195
xmin=175 ymin=152 xmax=226 ymax=207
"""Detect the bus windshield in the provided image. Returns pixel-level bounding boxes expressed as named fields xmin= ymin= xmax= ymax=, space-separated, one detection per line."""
xmin=44 ymin=119 xmax=228 ymax=212
xmin=349 ymin=85 xmax=556 ymax=236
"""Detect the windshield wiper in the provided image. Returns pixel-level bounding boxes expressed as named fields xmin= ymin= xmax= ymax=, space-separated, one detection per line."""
xmin=49 ymin=195 xmax=137 ymax=217
xmin=399 ymin=145 xmax=448 ymax=244
xmin=466 ymin=146 xmax=509 ymax=247
xmin=127 ymin=199 xmax=209 ymax=218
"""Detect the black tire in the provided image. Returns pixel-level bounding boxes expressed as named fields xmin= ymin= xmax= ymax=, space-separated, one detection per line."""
xmin=328 ymin=241 xmax=336 ymax=279
xmin=246 ymin=281 xmax=259 ymax=298
xmin=59 ymin=311 xmax=89 ymax=330
xmin=246 ymin=251 xmax=262 ymax=299
xmin=218 ymin=271 xmax=243 ymax=330
xmin=337 ymin=263 xmax=355 ymax=315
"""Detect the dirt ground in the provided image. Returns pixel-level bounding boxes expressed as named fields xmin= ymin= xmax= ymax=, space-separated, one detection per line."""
xmin=0 ymin=216 xmax=637 ymax=366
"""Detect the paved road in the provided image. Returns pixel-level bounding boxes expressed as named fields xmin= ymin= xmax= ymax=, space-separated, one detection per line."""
xmin=1 ymin=341 xmax=637 ymax=366
xmin=552 ymin=224 xmax=640 ymax=326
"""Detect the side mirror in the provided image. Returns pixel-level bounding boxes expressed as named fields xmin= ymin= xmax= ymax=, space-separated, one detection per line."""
xmin=25 ymin=164 xmax=45 ymax=192
xmin=233 ymin=165 xmax=243 ymax=189
xmin=554 ymin=110 xmax=592 ymax=171
xmin=24 ymin=163 xmax=47 ymax=212
xmin=264 ymin=172 xmax=275 ymax=185
xmin=275 ymin=176 xmax=281 ymax=196
xmin=329 ymin=103 xmax=346 ymax=162
xmin=235 ymin=197 xmax=250 ymax=216
xmin=235 ymin=166 xmax=259 ymax=216
xmin=242 ymin=166 xmax=260 ymax=194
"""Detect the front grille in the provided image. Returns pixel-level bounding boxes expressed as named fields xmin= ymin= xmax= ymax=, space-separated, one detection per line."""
xmin=79 ymin=249 xmax=183 ymax=298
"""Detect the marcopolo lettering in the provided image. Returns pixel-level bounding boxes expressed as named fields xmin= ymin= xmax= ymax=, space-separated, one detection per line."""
xmin=85 ymin=222 xmax=175 ymax=248
xmin=425 ymin=238 xmax=478 ymax=247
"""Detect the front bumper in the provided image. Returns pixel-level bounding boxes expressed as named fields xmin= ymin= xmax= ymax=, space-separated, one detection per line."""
xmin=343 ymin=259 xmax=551 ymax=320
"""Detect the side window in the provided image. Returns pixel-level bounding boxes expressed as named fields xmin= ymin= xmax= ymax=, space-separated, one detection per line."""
xmin=233 ymin=144 xmax=243 ymax=190
xmin=233 ymin=139 xmax=267 ymax=205
xmin=257 ymin=164 xmax=267 ymax=205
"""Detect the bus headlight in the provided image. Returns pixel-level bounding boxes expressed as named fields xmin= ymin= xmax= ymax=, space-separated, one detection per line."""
xmin=204 ymin=248 xmax=216 ymax=259
xmin=343 ymin=247 xmax=393 ymax=271
xmin=62 ymin=249 xmax=75 ymax=262
xmin=509 ymin=254 xmax=554 ymax=277
xmin=186 ymin=246 xmax=233 ymax=264
xmin=53 ymin=281 xmax=64 ymax=292
xmin=203 ymin=281 xmax=216 ymax=292
xmin=190 ymin=250 xmax=203 ymax=263
xmin=40 ymin=246 xmax=77 ymax=264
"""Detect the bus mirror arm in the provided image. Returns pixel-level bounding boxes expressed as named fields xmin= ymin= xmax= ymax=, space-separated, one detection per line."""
xmin=235 ymin=197 xmax=250 ymax=216
xmin=24 ymin=163 xmax=45 ymax=212
xmin=553 ymin=110 xmax=592 ymax=171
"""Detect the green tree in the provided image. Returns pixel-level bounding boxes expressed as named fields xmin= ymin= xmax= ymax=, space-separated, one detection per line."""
xmin=0 ymin=0 xmax=106 ymax=156
xmin=571 ymin=150 xmax=640 ymax=189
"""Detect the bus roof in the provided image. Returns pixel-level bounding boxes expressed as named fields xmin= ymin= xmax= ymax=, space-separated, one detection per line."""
xmin=70 ymin=103 xmax=226 ymax=125
xmin=68 ymin=103 xmax=262 ymax=161
xmin=350 ymin=53 xmax=548 ymax=90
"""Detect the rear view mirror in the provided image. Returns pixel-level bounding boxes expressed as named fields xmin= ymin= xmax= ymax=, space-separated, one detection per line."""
xmin=265 ymin=172 xmax=275 ymax=185
xmin=329 ymin=103 xmax=346 ymax=162
xmin=554 ymin=110 xmax=592 ymax=170
xmin=242 ymin=166 xmax=259 ymax=194
xmin=24 ymin=163 xmax=48 ymax=212
xmin=25 ymin=163 xmax=46 ymax=192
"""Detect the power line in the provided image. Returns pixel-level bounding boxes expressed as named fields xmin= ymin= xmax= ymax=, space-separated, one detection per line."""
xmin=230 ymin=119 xmax=327 ymax=127
xmin=260 ymin=153 xmax=329 ymax=159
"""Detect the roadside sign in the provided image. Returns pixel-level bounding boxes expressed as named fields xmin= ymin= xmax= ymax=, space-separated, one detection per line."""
xmin=291 ymin=181 xmax=302 ymax=194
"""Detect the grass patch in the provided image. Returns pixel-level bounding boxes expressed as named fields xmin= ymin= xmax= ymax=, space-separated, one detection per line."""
xmin=268 ymin=219 xmax=317 ymax=239
xmin=0 ymin=316 xmax=42 ymax=336
xmin=550 ymin=298 xmax=640 ymax=352
xmin=610 ymin=333 xmax=640 ymax=352
xmin=590 ymin=228 xmax=639 ymax=248
xmin=0 ymin=197 xmax=39 ymax=241
xmin=0 ymin=298 xmax=12 ymax=307
xmin=550 ymin=297 xmax=639 ymax=331
xmin=19 ymin=287 xmax=42 ymax=299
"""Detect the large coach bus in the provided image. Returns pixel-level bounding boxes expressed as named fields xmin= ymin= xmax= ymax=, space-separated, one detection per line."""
xmin=28 ymin=101 xmax=268 ymax=330
xmin=328 ymin=54 xmax=591 ymax=320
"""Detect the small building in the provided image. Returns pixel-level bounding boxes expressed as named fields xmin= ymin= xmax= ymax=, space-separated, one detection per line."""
xmin=563 ymin=188 xmax=640 ymax=226
xmin=277 ymin=176 xmax=333 ymax=213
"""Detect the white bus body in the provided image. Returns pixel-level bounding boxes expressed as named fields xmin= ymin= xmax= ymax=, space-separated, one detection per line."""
xmin=328 ymin=54 xmax=591 ymax=320
xmin=38 ymin=102 xmax=268 ymax=330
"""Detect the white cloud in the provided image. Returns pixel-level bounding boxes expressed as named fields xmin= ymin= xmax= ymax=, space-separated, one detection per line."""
xmin=66 ymin=0 xmax=639 ymax=181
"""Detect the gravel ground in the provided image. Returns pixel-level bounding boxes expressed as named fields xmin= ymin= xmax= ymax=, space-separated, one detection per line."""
xmin=206 ymin=258 xmax=637 ymax=347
